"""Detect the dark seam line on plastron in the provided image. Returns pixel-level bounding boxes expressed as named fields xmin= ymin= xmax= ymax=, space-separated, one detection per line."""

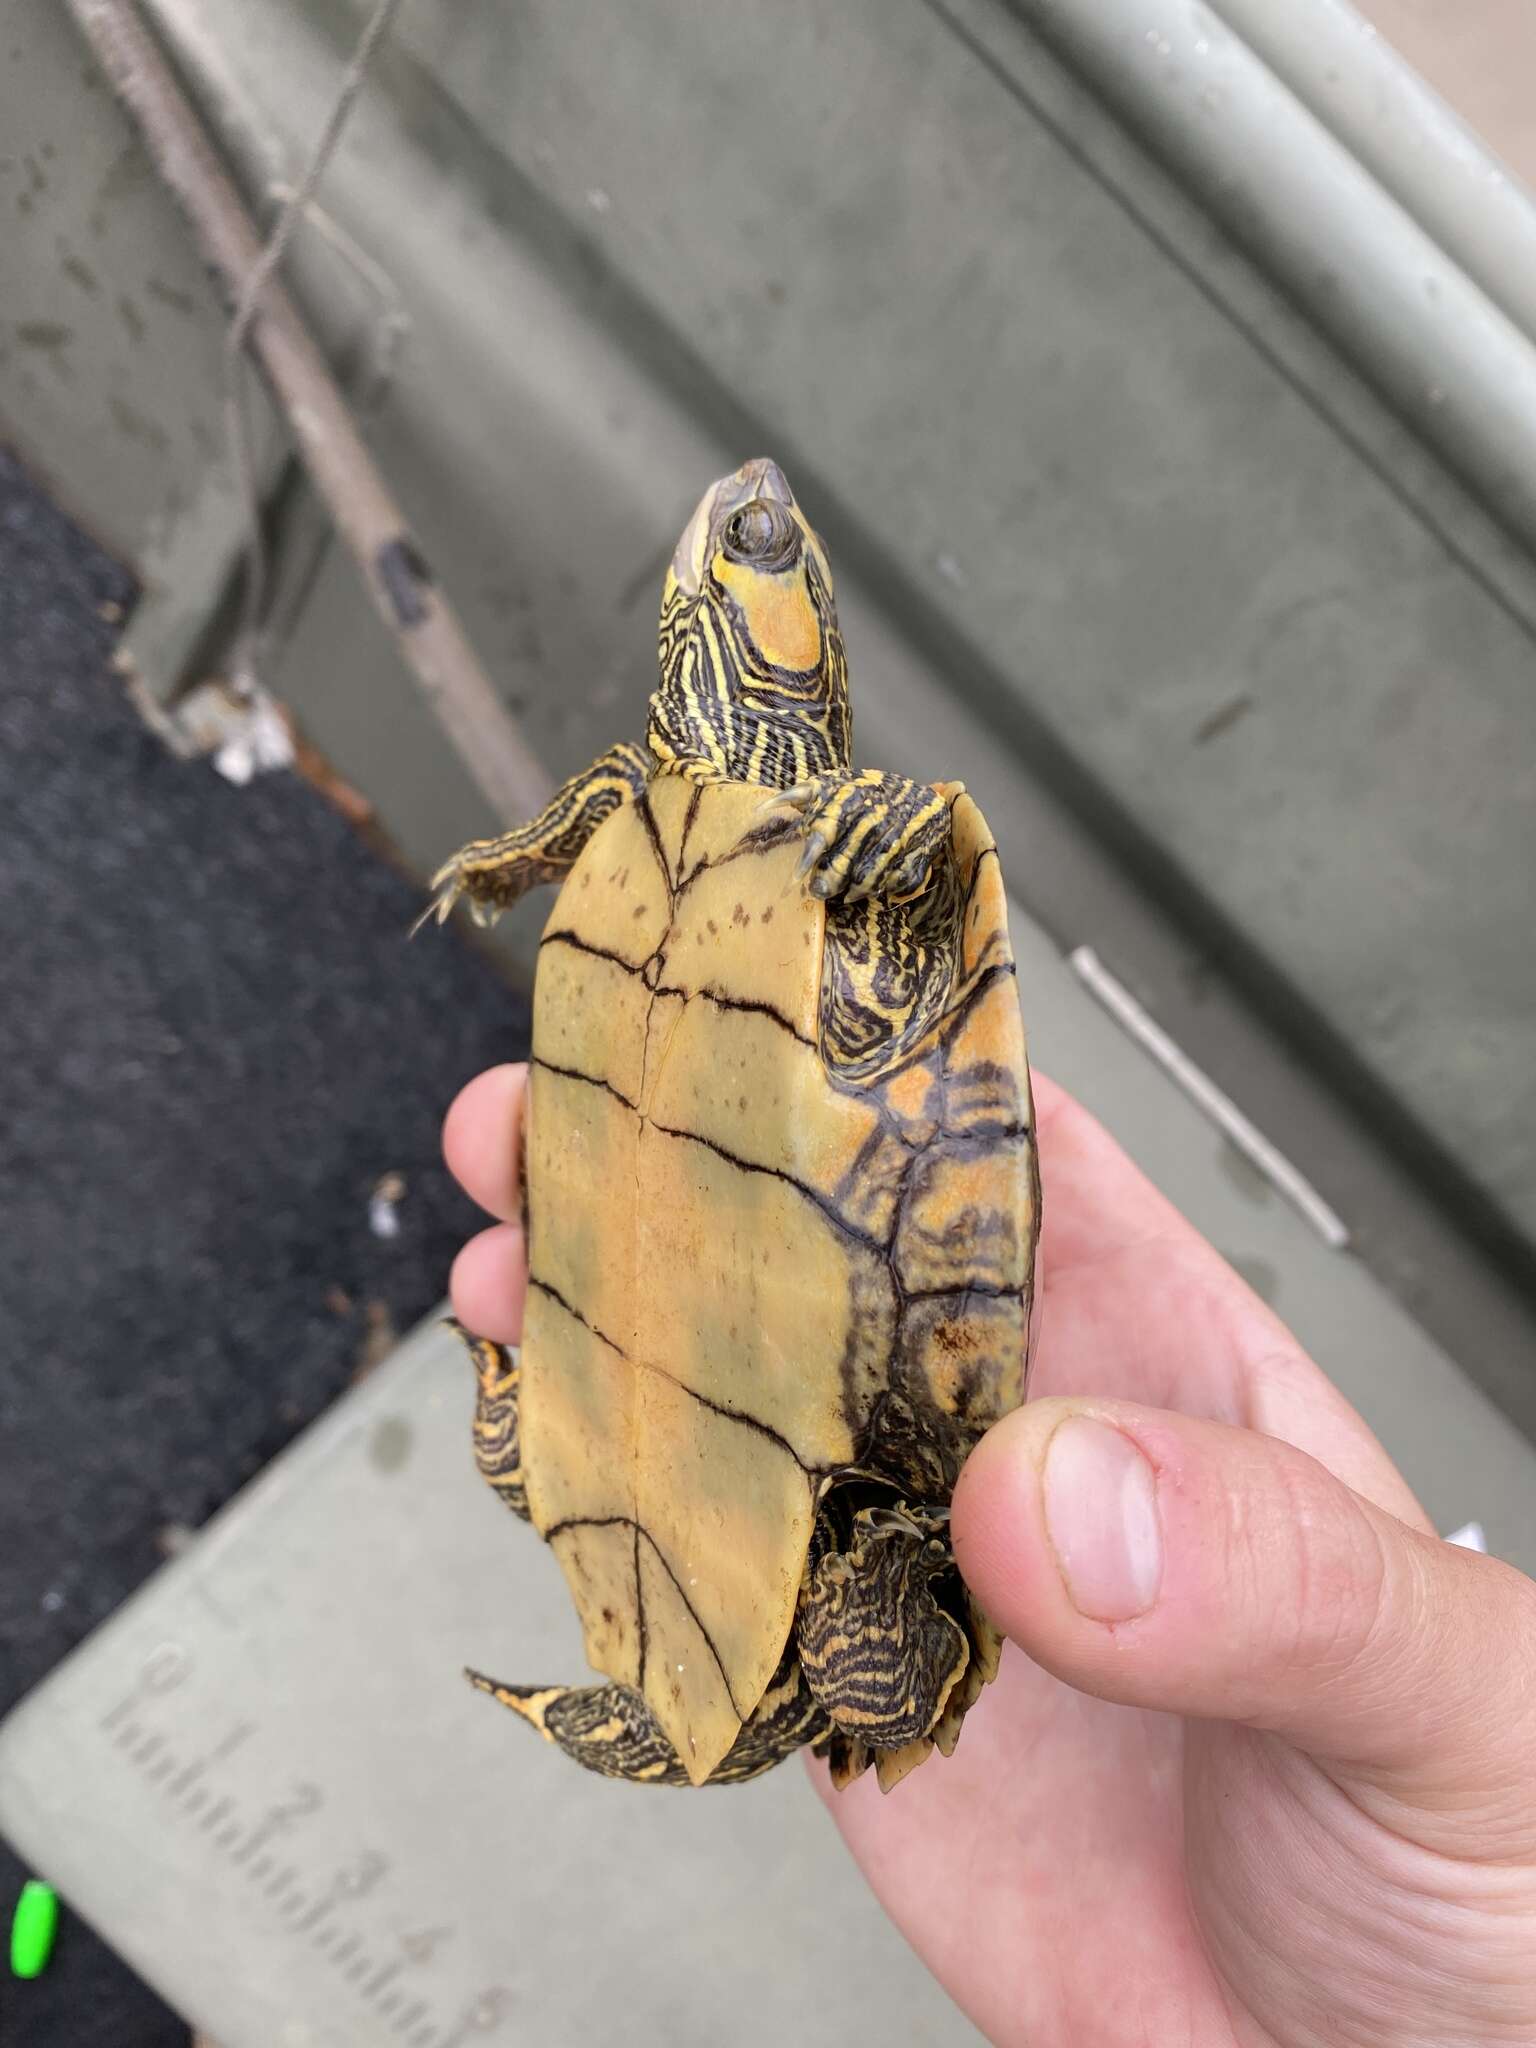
xmin=676 ymin=820 xmax=802 ymax=899
xmin=649 ymin=982 xmax=816 ymax=1049
xmin=530 ymin=1276 xmax=824 ymax=1479
xmin=528 ymin=1275 xmax=631 ymax=1358
xmin=634 ymin=1367 xmax=823 ymax=1479
xmin=647 ymin=1118 xmax=888 ymax=1259
xmin=961 ymin=843 xmax=999 ymax=924
xmin=530 ymin=1054 xmax=641 ymax=1116
xmin=678 ymin=783 xmax=703 ymax=867
xmin=544 ymin=1512 xmax=634 ymax=1539
xmin=873 ymin=959 xmax=1014 ymax=1082
xmin=633 ymin=1522 xmax=648 ymax=1690
xmin=539 ymin=927 xmax=648 ymax=977
xmin=830 ymin=1118 xmax=913 ymax=1229
xmin=635 ymin=791 xmax=675 ymax=905
xmin=922 ymin=1122 xmax=1034 ymax=1154
xmin=635 ymin=1521 xmax=749 ymax=1720
xmin=882 ymin=1143 xmax=923 ymax=1260
xmin=545 ymin=1513 xmax=747 ymax=1722
xmin=901 ymin=1281 xmax=1027 ymax=1305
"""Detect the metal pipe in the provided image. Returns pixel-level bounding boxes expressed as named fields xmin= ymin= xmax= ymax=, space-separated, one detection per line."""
xmin=1217 ymin=0 xmax=1536 ymax=348
xmin=1007 ymin=0 xmax=1536 ymax=556
xmin=1070 ymin=947 xmax=1351 ymax=1250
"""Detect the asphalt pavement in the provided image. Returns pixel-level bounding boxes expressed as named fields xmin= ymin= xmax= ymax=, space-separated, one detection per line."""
xmin=0 ymin=447 xmax=529 ymax=2043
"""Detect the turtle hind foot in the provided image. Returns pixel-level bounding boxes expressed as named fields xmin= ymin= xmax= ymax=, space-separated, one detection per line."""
xmin=813 ymin=1726 xmax=872 ymax=1790
xmin=801 ymin=1498 xmax=1005 ymax=1794
xmin=797 ymin=1502 xmax=969 ymax=1749
xmin=812 ymin=1728 xmax=935 ymax=1794
xmin=464 ymin=1671 xmax=691 ymax=1785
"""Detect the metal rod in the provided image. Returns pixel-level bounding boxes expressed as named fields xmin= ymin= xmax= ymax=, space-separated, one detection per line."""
xmin=1007 ymin=0 xmax=1536 ymax=558
xmin=62 ymin=0 xmax=551 ymax=824
xmin=1069 ymin=946 xmax=1351 ymax=1249
xmin=1216 ymin=0 xmax=1536 ymax=351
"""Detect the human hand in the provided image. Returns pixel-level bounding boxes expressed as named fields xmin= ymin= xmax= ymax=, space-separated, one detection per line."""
xmin=443 ymin=1061 xmax=1536 ymax=2047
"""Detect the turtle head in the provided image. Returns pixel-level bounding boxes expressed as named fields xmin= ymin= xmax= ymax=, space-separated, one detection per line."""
xmin=650 ymin=459 xmax=851 ymax=780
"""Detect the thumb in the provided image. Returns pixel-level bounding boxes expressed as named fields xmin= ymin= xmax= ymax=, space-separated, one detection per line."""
xmin=954 ymin=1397 xmax=1536 ymax=1851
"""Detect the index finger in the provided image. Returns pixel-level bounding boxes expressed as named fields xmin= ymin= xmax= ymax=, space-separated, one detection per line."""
xmin=443 ymin=1062 xmax=527 ymax=1224
xmin=1029 ymin=1068 xmax=1190 ymax=1278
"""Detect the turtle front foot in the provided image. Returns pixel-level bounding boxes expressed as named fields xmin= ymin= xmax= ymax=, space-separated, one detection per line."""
xmin=769 ymin=770 xmax=953 ymax=904
xmin=416 ymin=840 xmax=567 ymax=933
xmin=416 ymin=739 xmax=652 ymax=933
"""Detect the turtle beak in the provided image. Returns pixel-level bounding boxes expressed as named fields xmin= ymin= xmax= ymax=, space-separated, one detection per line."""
xmin=669 ymin=458 xmax=797 ymax=595
xmin=739 ymin=457 xmax=792 ymax=505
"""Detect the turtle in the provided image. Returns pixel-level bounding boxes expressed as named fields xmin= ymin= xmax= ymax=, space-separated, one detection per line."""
xmin=428 ymin=457 xmax=1039 ymax=1793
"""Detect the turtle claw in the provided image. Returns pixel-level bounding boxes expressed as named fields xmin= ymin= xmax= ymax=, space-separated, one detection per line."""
xmin=754 ymin=783 xmax=818 ymax=821
xmin=409 ymin=871 xmax=461 ymax=938
xmin=411 ymin=857 xmax=497 ymax=937
xmin=774 ymin=771 xmax=952 ymax=905
xmin=796 ymin=829 xmax=831 ymax=879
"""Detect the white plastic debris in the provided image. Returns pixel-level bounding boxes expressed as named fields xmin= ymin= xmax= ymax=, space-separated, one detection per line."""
xmin=368 ymin=1172 xmax=407 ymax=1240
xmin=213 ymin=693 xmax=296 ymax=786
xmin=174 ymin=678 xmax=296 ymax=785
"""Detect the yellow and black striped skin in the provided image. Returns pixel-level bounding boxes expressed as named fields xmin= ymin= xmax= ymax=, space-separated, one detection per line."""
xmin=459 ymin=1324 xmax=529 ymax=1520
xmin=435 ymin=460 xmax=1039 ymax=1792
xmin=466 ymin=1636 xmax=829 ymax=1787
xmin=797 ymin=1501 xmax=968 ymax=1749
xmin=649 ymin=501 xmax=850 ymax=789
xmin=425 ymin=740 xmax=651 ymax=927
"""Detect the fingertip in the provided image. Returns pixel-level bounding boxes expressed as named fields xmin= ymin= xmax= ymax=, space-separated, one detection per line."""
xmin=951 ymin=1402 xmax=1063 ymax=1645
xmin=443 ymin=1062 xmax=527 ymax=1222
xmin=449 ymin=1222 xmax=527 ymax=1345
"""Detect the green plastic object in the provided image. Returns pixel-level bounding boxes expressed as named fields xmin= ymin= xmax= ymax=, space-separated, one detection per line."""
xmin=10 ymin=1878 xmax=59 ymax=1979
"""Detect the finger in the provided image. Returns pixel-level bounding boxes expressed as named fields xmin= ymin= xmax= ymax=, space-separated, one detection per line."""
xmin=1027 ymin=1070 xmax=1191 ymax=1277
xmin=449 ymin=1223 xmax=527 ymax=1346
xmin=954 ymin=1396 xmax=1536 ymax=1858
xmin=443 ymin=1063 xmax=526 ymax=1223
xmin=1022 ymin=1076 xmax=1425 ymax=1515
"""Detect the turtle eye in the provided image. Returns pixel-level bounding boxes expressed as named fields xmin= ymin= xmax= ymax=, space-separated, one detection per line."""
xmin=721 ymin=497 xmax=799 ymax=570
